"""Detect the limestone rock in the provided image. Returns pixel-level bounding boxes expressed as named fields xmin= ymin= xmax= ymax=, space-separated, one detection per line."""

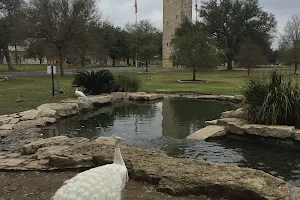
xmin=217 ymin=118 xmax=247 ymax=126
xmin=93 ymin=137 xmax=117 ymax=145
xmin=221 ymin=108 xmax=248 ymax=120
xmin=37 ymin=109 xmax=56 ymax=118
xmin=293 ymin=130 xmax=300 ymax=141
xmin=22 ymin=136 xmax=89 ymax=155
xmin=0 ymin=124 xmax=14 ymax=130
xmin=0 ymin=116 xmax=12 ymax=125
xmin=0 ymin=158 xmax=26 ymax=168
xmin=61 ymin=97 xmax=92 ymax=111
xmin=8 ymin=113 xmax=20 ymax=118
xmin=204 ymin=120 xmax=218 ymax=126
xmin=111 ymin=92 xmax=127 ymax=102
xmin=0 ymin=130 xmax=10 ymax=138
xmin=225 ymin=121 xmax=246 ymax=135
xmin=128 ymin=92 xmax=164 ymax=101
xmin=234 ymin=95 xmax=245 ymax=101
xmin=34 ymin=146 xmax=71 ymax=159
xmin=187 ymin=125 xmax=226 ymax=140
xmin=89 ymin=95 xmax=112 ymax=106
xmin=14 ymin=117 xmax=56 ymax=130
xmin=19 ymin=109 xmax=40 ymax=121
xmin=9 ymin=118 xmax=20 ymax=124
xmin=48 ymin=142 xmax=291 ymax=200
xmin=37 ymin=103 xmax=79 ymax=117
xmin=243 ymin=125 xmax=295 ymax=139
xmin=290 ymin=187 xmax=300 ymax=200
xmin=196 ymin=95 xmax=243 ymax=102
xmin=49 ymin=155 xmax=95 ymax=168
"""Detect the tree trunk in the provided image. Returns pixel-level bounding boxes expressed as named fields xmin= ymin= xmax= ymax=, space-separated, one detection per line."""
xmin=59 ymin=53 xmax=65 ymax=76
xmin=81 ymin=57 xmax=85 ymax=68
xmin=247 ymin=65 xmax=251 ymax=76
xmin=14 ymin=43 xmax=18 ymax=64
xmin=3 ymin=45 xmax=15 ymax=71
xmin=294 ymin=61 xmax=298 ymax=75
xmin=227 ymin=55 xmax=233 ymax=70
xmin=127 ymin=58 xmax=130 ymax=66
xmin=193 ymin=66 xmax=196 ymax=81
xmin=39 ymin=58 xmax=42 ymax=65
xmin=145 ymin=60 xmax=148 ymax=72
xmin=112 ymin=58 xmax=116 ymax=67
xmin=0 ymin=50 xmax=4 ymax=64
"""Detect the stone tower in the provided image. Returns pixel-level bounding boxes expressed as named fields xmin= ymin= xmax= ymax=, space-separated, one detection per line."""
xmin=162 ymin=0 xmax=192 ymax=68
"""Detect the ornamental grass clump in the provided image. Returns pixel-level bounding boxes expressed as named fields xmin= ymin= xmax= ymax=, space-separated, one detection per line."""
xmin=242 ymin=71 xmax=300 ymax=126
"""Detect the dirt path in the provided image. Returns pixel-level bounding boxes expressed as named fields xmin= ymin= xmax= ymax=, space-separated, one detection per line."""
xmin=0 ymin=171 xmax=219 ymax=200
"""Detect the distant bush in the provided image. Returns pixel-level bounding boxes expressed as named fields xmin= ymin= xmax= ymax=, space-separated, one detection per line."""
xmin=114 ymin=73 xmax=142 ymax=92
xmin=72 ymin=69 xmax=115 ymax=95
xmin=242 ymin=71 xmax=300 ymax=126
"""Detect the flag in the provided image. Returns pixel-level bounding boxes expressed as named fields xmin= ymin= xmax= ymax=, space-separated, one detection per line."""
xmin=134 ymin=0 xmax=138 ymax=13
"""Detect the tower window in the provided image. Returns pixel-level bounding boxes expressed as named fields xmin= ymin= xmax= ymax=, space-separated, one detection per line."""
xmin=167 ymin=21 xmax=169 ymax=25
xmin=167 ymin=43 xmax=169 ymax=47
xmin=176 ymin=15 xmax=178 ymax=19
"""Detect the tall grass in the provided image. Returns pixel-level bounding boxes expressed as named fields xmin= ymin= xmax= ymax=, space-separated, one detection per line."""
xmin=242 ymin=71 xmax=300 ymax=126
xmin=114 ymin=73 xmax=142 ymax=92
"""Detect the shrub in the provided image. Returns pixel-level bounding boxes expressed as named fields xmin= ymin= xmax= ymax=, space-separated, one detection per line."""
xmin=114 ymin=73 xmax=142 ymax=92
xmin=72 ymin=69 xmax=115 ymax=95
xmin=242 ymin=71 xmax=300 ymax=126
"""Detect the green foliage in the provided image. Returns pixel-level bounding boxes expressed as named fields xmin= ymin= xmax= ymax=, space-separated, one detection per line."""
xmin=200 ymin=0 xmax=276 ymax=69
xmin=72 ymin=69 xmax=115 ymax=95
xmin=171 ymin=19 xmax=221 ymax=81
xmin=243 ymin=71 xmax=300 ymax=126
xmin=279 ymin=15 xmax=300 ymax=74
xmin=114 ymin=73 xmax=142 ymax=92
xmin=125 ymin=20 xmax=162 ymax=71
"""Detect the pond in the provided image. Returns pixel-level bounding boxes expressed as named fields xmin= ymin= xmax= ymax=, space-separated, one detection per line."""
xmin=41 ymin=98 xmax=300 ymax=186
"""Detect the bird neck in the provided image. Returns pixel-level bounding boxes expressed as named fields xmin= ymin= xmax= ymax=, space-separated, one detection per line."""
xmin=113 ymin=143 xmax=125 ymax=166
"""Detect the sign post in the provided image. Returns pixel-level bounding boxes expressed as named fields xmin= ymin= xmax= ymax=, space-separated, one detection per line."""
xmin=51 ymin=66 xmax=55 ymax=97
xmin=56 ymin=60 xmax=61 ymax=95
xmin=47 ymin=65 xmax=56 ymax=97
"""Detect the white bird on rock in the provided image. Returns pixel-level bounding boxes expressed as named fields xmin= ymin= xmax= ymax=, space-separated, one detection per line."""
xmin=75 ymin=88 xmax=86 ymax=97
xmin=51 ymin=136 xmax=129 ymax=200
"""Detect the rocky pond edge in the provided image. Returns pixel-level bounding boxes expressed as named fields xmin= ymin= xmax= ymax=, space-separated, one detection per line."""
xmin=0 ymin=92 xmax=299 ymax=199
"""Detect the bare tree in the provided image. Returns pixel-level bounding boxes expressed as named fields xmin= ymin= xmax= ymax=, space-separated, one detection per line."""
xmin=27 ymin=0 xmax=98 ymax=75
xmin=237 ymin=37 xmax=267 ymax=76
xmin=0 ymin=0 xmax=26 ymax=71
xmin=280 ymin=15 xmax=300 ymax=74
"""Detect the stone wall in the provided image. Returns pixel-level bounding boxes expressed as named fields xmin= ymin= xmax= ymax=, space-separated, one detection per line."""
xmin=162 ymin=0 xmax=192 ymax=68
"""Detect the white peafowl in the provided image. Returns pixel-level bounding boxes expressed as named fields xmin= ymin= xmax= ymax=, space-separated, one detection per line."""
xmin=75 ymin=88 xmax=86 ymax=97
xmin=51 ymin=136 xmax=129 ymax=200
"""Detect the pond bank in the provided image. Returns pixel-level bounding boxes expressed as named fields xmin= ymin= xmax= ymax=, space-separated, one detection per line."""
xmin=1 ymin=92 xmax=299 ymax=199
xmin=188 ymin=107 xmax=300 ymax=144
xmin=0 ymin=136 xmax=294 ymax=200
xmin=0 ymin=171 xmax=217 ymax=200
xmin=0 ymin=92 xmax=244 ymax=132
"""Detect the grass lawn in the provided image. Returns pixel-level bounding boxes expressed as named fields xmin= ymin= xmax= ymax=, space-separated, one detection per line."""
xmin=0 ymin=69 xmax=286 ymax=113
xmin=0 ymin=64 xmax=99 ymax=73
xmin=0 ymin=76 xmax=75 ymax=114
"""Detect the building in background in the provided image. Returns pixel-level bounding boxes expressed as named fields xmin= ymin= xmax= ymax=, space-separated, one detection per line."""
xmin=162 ymin=0 xmax=192 ymax=68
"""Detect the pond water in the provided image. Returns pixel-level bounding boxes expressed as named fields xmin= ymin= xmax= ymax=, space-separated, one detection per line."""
xmin=42 ymin=98 xmax=300 ymax=186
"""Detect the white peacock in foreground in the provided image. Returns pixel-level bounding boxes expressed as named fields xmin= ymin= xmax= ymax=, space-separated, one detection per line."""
xmin=75 ymin=88 xmax=86 ymax=97
xmin=51 ymin=136 xmax=129 ymax=200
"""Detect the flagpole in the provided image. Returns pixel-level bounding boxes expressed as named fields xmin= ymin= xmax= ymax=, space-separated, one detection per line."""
xmin=135 ymin=0 xmax=138 ymax=68
xmin=195 ymin=0 xmax=198 ymax=24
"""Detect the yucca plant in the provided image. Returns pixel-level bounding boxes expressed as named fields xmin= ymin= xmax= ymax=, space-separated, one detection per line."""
xmin=242 ymin=70 xmax=300 ymax=127
xmin=72 ymin=69 xmax=115 ymax=95
xmin=114 ymin=73 xmax=142 ymax=92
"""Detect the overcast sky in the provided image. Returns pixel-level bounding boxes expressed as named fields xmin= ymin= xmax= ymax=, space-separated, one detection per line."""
xmin=98 ymin=0 xmax=300 ymax=49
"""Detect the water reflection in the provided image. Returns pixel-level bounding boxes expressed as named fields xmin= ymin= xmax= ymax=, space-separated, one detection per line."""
xmin=41 ymin=98 xmax=300 ymax=186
